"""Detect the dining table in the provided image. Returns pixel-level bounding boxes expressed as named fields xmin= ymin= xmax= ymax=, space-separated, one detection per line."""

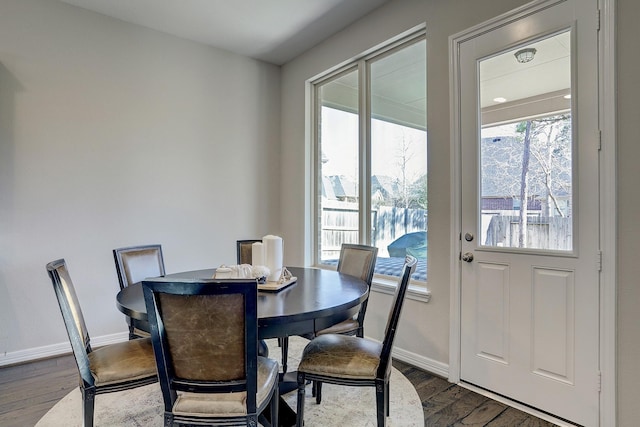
xmin=115 ymin=266 xmax=369 ymax=427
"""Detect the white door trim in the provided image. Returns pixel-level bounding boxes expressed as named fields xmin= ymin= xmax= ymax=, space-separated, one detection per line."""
xmin=597 ymin=0 xmax=617 ymax=425
xmin=448 ymin=1 xmax=616 ymax=426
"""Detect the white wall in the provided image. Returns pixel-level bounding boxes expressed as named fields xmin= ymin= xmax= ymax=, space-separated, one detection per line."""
xmin=280 ymin=0 xmax=530 ymax=370
xmin=0 ymin=0 xmax=281 ymax=356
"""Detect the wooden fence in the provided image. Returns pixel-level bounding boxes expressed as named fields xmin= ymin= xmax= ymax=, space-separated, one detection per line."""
xmin=484 ymin=215 xmax=572 ymax=250
xmin=321 ymin=205 xmax=427 ymax=259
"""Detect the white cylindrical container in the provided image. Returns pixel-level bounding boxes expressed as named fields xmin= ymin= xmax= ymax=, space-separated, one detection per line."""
xmin=251 ymin=241 xmax=264 ymax=266
xmin=263 ymin=235 xmax=283 ymax=282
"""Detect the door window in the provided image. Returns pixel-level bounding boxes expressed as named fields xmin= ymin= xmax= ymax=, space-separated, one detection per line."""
xmin=478 ymin=31 xmax=573 ymax=251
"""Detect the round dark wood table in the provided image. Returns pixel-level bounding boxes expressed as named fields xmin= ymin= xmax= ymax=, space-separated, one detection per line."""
xmin=116 ymin=266 xmax=369 ymax=340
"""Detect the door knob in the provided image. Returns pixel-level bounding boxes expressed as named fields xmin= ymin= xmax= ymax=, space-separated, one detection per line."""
xmin=461 ymin=252 xmax=474 ymax=262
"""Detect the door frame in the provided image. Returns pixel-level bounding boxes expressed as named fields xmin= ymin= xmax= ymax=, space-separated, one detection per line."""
xmin=448 ymin=0 xmax=617 ymax=426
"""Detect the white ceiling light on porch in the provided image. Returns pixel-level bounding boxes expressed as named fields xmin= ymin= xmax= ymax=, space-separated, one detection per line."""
xmin=514 ymin=47 xmax=537 ymax=63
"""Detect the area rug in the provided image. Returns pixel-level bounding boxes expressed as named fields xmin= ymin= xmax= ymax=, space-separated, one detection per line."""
xmin=36 ymin=336 xmax=423 ymax=426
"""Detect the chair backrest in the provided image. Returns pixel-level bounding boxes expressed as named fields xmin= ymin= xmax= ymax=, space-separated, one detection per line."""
xmin=113 ymin=244 xmax=165 ymax=290
xmin=377 ymin=255 xmax=417 ymax=378
xmin=142 ymin=277 xmax=259 ymax=414
xmin=236 ymin=239 xmax=261 ymax=264
xmin=337 ymin=243 xmax=378 ymax=284
xmin=46 ymin=259 xmax=94 ymax=387
xmin=337 ymin=244 xmax=378 ymax=325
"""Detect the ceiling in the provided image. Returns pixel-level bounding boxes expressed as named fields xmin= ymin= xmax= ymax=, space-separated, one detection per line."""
xmin=57 ymin=0 xmax=568 ymax=128
xmin=58 ymin=0 xmax=390 ymax=65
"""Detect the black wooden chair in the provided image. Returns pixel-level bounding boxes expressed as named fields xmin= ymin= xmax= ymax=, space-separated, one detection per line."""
xmin=236 ymin=239 xmax=262 ymax=264
xmin=281 ymin=244 xmax=378 ymax=378
xmin=295 ymin=255 xmax=417 ymax=427
xmin=308 ymin=243 xmax=378 ymax=400
xmin=236 ymin=238 xmax=289 ymax=369
xmin=113 ymin=244 xmax=165 ymax=339
xmin=46 ymin=259 xmax=157 ymax=427
xmin=142 ymin=277 xmax=279 ymax=427
xmin=316 ymin=243 xmax=379 ymax=338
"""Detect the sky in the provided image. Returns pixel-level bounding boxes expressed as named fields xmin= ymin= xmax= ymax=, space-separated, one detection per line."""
xmin=320 ymin=107 xmax=427 ymax=181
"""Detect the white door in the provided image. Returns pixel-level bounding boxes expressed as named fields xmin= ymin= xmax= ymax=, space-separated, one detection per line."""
xmin=457 ymin=1 xmax=600 ymax=425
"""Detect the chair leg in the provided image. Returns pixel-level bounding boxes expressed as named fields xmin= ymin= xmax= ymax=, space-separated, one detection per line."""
xmin=386 ymin=379 xmax=390 ymax=416
xmin=375 ymin=380 xmax=387 ymax=427
xmin=81 ymin=387 xmax=95 ymax=427
xmin=271 ymin=384 xmax=279 ymax=427
xmin=296 ymin=372 xmax=306 ymax=427
xmin=164 ymin=412 xmax=174 ymax=426
xmin=315 ymin=381 xmax=322 ymax=404
xmin=128 ymin=324 xmax=137 ymax=340
xmin=281 ymin=336 xmax=289 ymax=373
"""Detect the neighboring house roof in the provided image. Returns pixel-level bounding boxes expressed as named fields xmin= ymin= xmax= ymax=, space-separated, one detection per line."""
xmin=371 ymin=175 xmax=398 ymax=199
xmin=321 ymin=176 xmax=337 ymax=200
xmin=323 ymin=174 xmax=401 ymax=201
xmin=327 ymin=175 xmax=357 ymax=200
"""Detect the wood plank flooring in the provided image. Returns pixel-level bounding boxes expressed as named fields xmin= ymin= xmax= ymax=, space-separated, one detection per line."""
xmin=392 ymin=360 xmax=559 ymax=427
xmin=0 ymin=354 xmax=558 ymax=426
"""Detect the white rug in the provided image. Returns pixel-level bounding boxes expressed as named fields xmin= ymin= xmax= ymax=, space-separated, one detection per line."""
xmin=36 ymin=336 xmax=423 ymax=426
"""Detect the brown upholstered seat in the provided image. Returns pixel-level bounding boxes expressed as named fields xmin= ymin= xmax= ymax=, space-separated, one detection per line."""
xmin=46 ymin=259 xmax=157 ymax=427
xmin=142 ymin=277 xmax=279 ymax=427
xmin=113 ymin=244 xmax=165 ymax=339
xmin=295 ymin=256 xmax=417 ymax=427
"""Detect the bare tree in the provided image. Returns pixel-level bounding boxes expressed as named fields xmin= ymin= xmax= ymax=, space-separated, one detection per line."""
xmin=482 ymin=114 xmax=572 ymax=248
xmin=518 ymin=120 xmax=532 ymax=247
xmin=392 ymin=130 xmax=417 ymax=208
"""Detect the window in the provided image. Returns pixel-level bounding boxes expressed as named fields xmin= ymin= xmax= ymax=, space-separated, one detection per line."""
xmin=312 ymin=32 xmax=427 ymax=282
xmin=479 ymin=31 xmax=572 ymax=251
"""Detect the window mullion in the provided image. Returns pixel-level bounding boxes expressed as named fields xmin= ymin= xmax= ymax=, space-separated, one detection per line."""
xmin=358 ymin=60 xmax=371 ymax=245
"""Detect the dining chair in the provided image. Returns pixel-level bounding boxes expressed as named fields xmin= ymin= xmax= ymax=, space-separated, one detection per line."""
xmin=113 ymin=244 xmax=165 ymax=339
xmin=295 ymin=255 xmax=417 ymax=427
xmin=317 ymin=243 xmax=378 ymax=337
xmin=283 ymin=243 xmax=378 ymax=377
xmin=46 ymin=259 xmax=158 ymax=427
xmin=236 ymin=239 xmax=262 ymax=264
xmin=142 ymin=277 xmax=279 ymax=427
xmin=307 ymin=243 xmax=378 ymax=399
xmin=236 ymin=239 xmax=289 ymax=370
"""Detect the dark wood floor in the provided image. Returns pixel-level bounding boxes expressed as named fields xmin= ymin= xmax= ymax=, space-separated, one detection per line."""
xmin=392 ymin=360 xmax=559 ymax=427
xmin=0 ymin=354 xmax=558 ymax=427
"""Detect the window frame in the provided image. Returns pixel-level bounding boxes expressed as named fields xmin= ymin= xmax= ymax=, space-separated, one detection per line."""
xmin=309 ymin=29 xmax=428 ymax=288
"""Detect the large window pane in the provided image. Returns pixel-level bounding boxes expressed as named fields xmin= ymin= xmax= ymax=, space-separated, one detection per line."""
xmin=317 ymin=70 xmax=359 ymax=262
xmin=370 ymin=40 xmax=427 ymax=278
xmin=314 ymin=34 xmax=427 ymax=282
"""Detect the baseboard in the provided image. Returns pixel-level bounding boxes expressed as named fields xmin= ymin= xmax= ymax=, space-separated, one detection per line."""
xmin=391 ymin=345 xmax=449 ymax=378
xmin=1 ymin=331 xmax=450 ymax=384
xmin=0 ymin=332 xmax=129 ymax=367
